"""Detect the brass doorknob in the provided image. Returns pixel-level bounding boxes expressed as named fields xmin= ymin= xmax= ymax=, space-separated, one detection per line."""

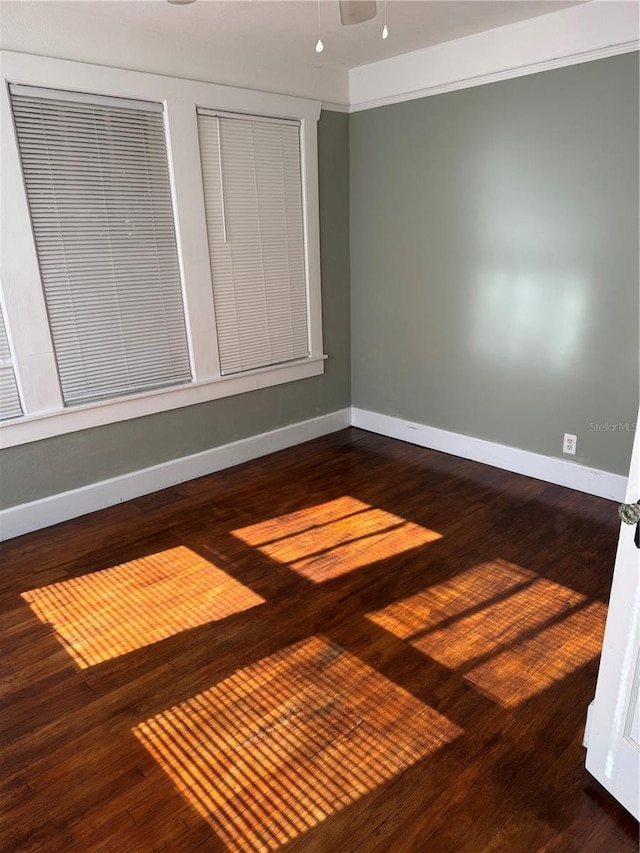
xmin=618 ymin=502 xmax=640 ymax=525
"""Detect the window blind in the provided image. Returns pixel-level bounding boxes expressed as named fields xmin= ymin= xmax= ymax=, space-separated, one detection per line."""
xmin=198 ymin=111 xmax=309 ymax=375
xmin=10 ymin=86 xmax=191 ymax=405
xmin=0 ymin=305 xmax=22 ymax=421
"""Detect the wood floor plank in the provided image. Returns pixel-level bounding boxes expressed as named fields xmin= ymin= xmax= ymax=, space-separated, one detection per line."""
xmin=1 ymin=428 xmax=636 ymax=852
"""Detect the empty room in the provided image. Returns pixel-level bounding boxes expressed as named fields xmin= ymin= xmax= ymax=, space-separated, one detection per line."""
xmin=0 ymin=1 xmax=638 ymax=851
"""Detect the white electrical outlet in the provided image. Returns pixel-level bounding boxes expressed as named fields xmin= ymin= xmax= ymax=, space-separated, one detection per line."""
xmin=563 ymin=433 xmax=577 ymax=455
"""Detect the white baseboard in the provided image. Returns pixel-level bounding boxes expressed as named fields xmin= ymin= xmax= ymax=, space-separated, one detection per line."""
xmin=0 ymin=408 xmax=351 ymax=541
xmin=1 ymin=404 xmax=627 ymax=541
xmin=351 ymin=407 xmax=627 ymax=502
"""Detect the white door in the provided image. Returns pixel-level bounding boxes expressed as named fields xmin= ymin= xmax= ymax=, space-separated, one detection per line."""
xmin=585 ymin=411 xmax=640 ymax=819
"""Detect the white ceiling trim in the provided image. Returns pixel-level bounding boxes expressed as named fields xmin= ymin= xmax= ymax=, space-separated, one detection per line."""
xmin=343 ymin=40 xmax=638 ymax=113
xmin=346 ymin=1 xmax=640 ymax=113
xmin=321 ymin=101 xmax=351 ymax=113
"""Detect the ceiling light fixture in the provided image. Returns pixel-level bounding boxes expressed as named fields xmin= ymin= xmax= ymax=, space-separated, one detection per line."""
xmin=340 ymin=0 xmax=376 ymax=26
xmin=167 ymin=0 xmax=197 ymax=5
xmin=328 ymin=1 xmax=390 ymax=53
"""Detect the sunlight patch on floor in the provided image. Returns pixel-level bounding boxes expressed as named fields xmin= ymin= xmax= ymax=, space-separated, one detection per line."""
xmin=231 ymin=496 xmax=441 ymax=582
xmin=21 ymin=546 xmax=264 ymax=667
xmin=367 ymin=558 xmax=607 ymax=707
xmin=464 ymin=601 xmax=607 ymax=706
xmin=133 ymin=635 xmax=461 ymax=852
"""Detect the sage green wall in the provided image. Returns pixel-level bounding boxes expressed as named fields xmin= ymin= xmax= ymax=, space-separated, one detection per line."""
xmin=0 ymin=110 xmax=351 ymax=509
xmin=3 ymin=55 xmax=639 ymax=510
xmin=350 ymin=53 xmax=639 ymax=476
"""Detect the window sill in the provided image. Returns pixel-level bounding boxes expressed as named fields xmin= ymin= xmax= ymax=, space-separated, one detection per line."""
xmin=0 ymin=356 xmax=327 ymax=449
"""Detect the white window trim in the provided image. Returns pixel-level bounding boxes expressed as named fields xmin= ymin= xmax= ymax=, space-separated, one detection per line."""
xmin=0 ymin=50 xmax=324 ymax=449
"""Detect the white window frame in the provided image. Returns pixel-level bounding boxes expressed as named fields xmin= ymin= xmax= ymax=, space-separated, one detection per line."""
xmin=0 ymin=51 xmax=325 ymax=449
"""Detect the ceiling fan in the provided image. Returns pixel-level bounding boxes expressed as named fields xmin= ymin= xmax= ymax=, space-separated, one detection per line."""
xmin=318 ymin=1 xmax=387 ymax=53
xmin=339 ymin=0 xmax=378 ymax=26
xmin=167 ymin=0 xmax=388 ymax=44
xmin=168 ymin=0 xmax=382 ymax=28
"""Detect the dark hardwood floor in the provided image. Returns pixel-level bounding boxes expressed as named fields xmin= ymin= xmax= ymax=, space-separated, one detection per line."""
xmin=1 ymin=427 xmax=637 ymax=852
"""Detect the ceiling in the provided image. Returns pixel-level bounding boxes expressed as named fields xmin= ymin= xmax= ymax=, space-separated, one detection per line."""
xmin=29 ymin=0 xmax=587 ymax=71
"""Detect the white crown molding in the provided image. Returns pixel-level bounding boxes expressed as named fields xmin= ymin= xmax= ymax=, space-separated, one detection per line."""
xmin=349 ymin=1 xmax=640 ymax=112
xmin=348 ymin=41 xmax=639 ymax=113
xmin=0 ymin=408 xmax=351 ymax=541
xmin=321 ymin=101 xmax=350 ymax=113
xmin=351 ymin=408 xmax=628 ymax=502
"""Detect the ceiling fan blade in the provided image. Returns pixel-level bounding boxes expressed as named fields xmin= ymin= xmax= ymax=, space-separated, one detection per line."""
xmin=339 ymin=0 xmax=378 ymax=26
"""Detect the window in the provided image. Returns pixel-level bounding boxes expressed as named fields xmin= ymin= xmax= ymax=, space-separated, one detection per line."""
xmin=10 ymin=86 xmax=191 ymax=405
xmin=198 ymin=112 xmax=309 ymax=375
xmin=0 ymin=51 xmax=324 ymax=448
xmin=0 ymin=303 xmax=22 ymax=421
